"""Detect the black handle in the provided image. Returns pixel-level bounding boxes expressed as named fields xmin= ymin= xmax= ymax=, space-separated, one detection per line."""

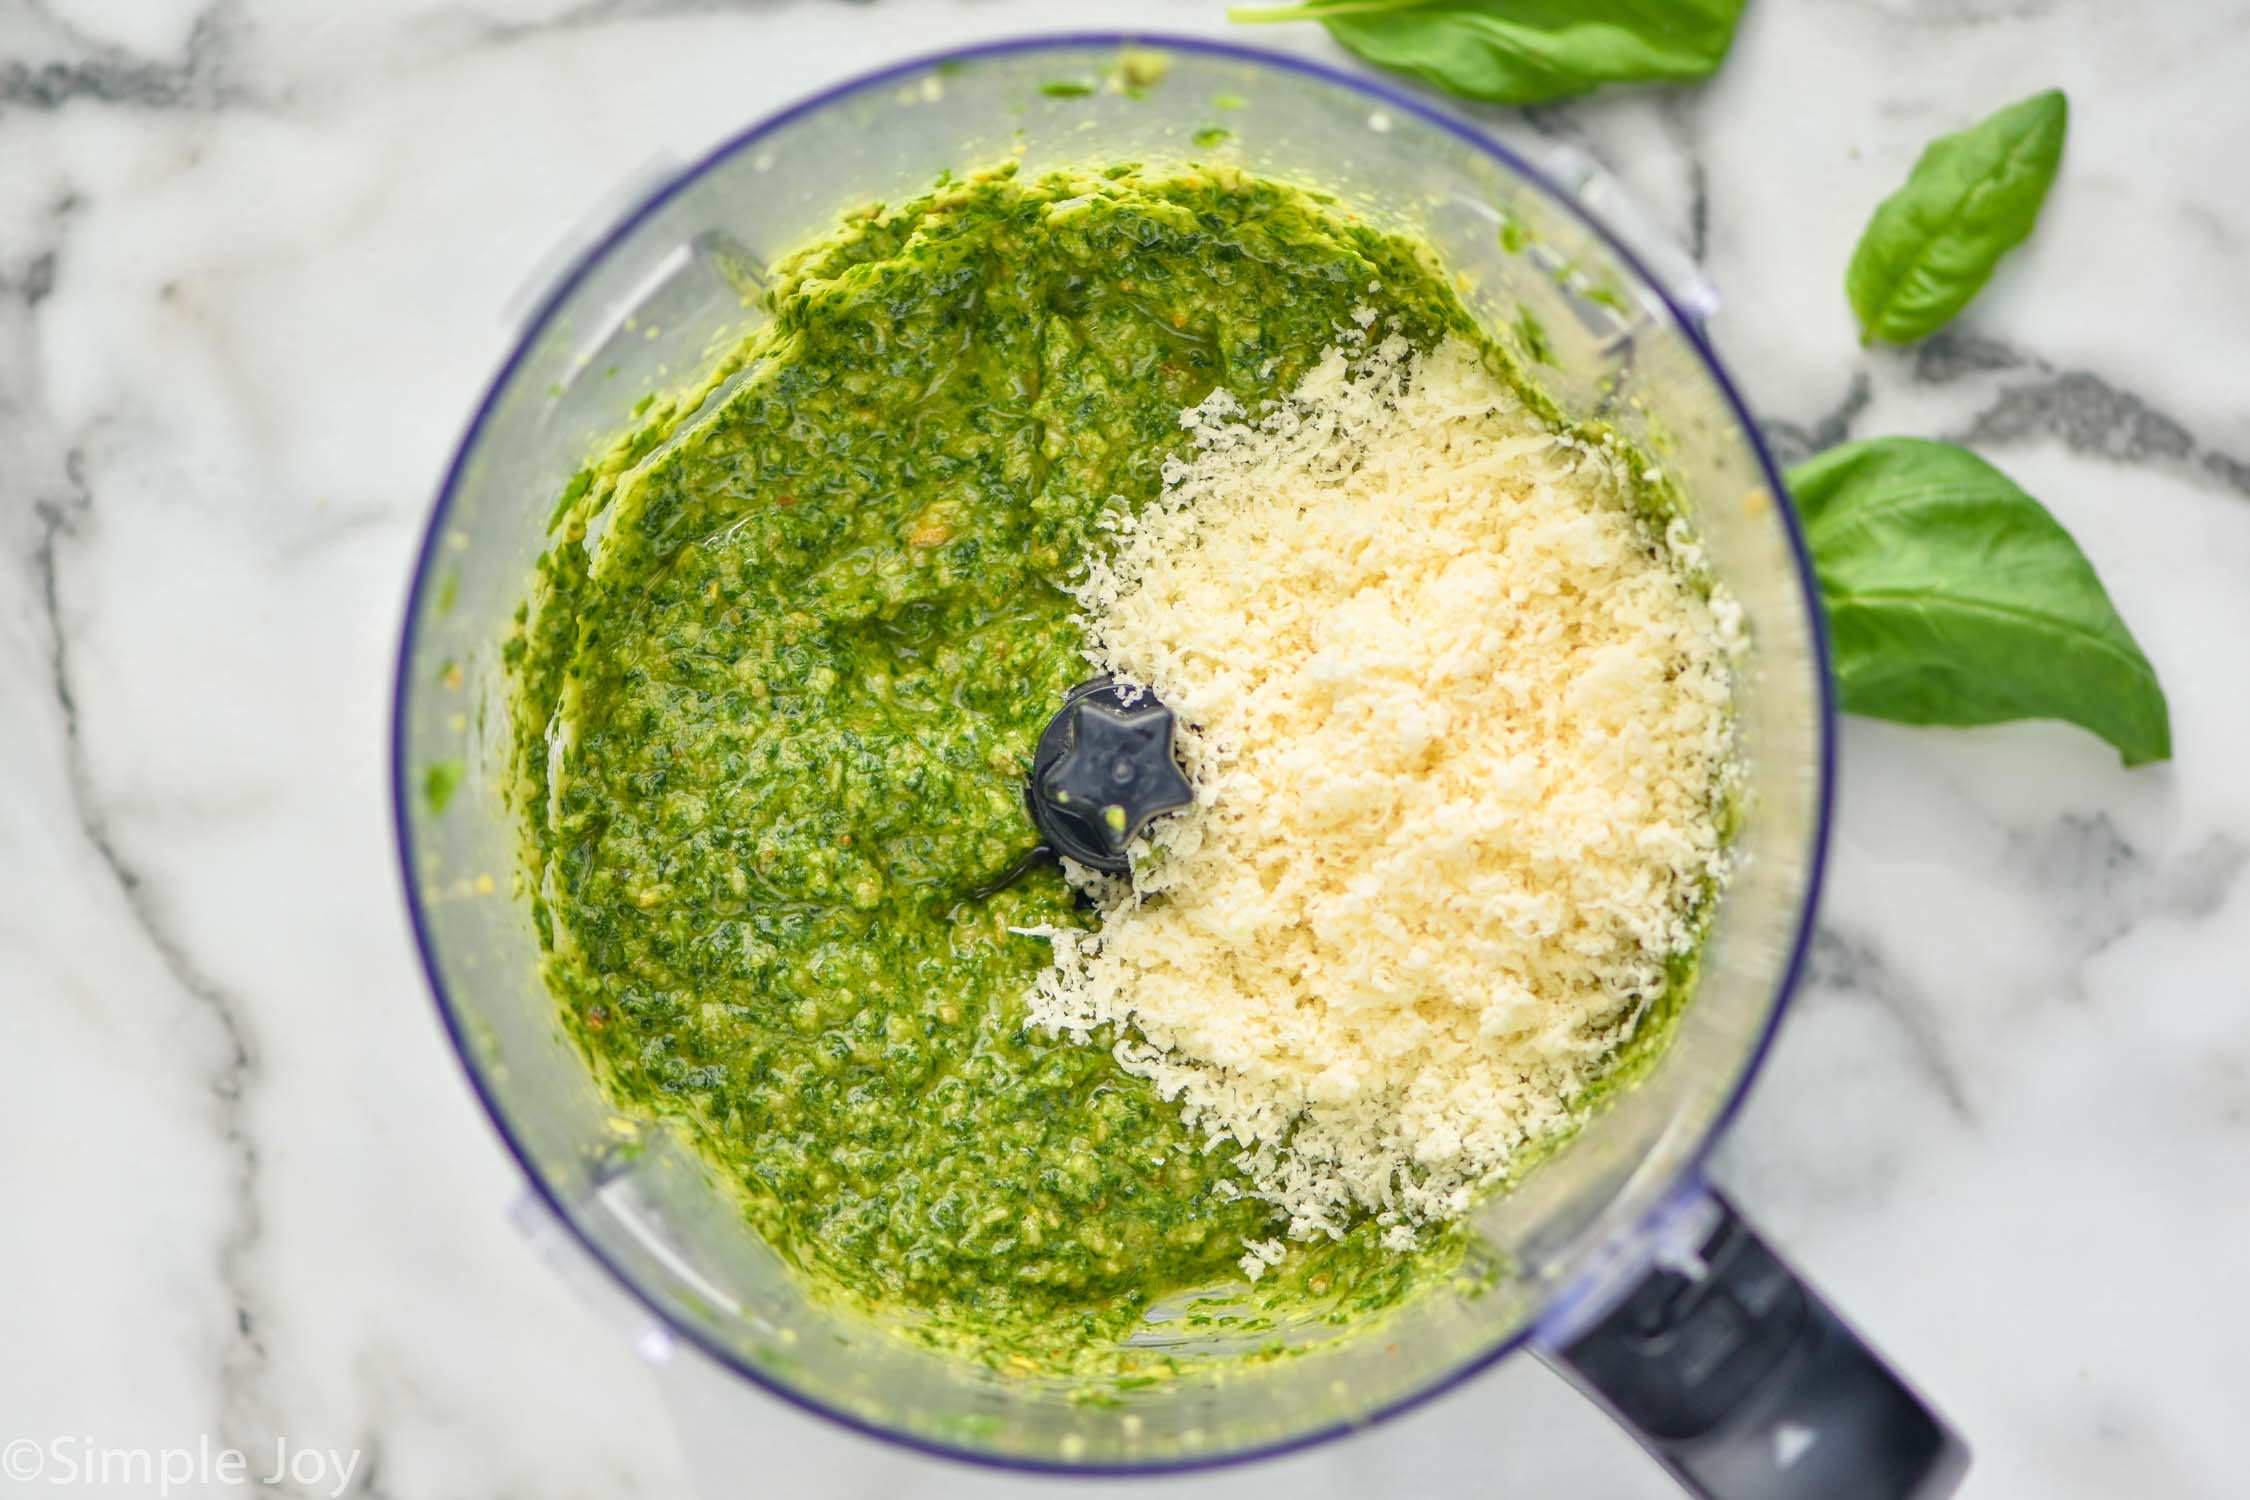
xmin=1548 ymin=1190 xmax=1968 ymax=1500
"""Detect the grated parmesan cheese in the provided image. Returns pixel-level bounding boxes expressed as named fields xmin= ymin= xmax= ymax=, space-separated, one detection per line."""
xmin=1030 ymin=334 xmax=1737 ymax=1252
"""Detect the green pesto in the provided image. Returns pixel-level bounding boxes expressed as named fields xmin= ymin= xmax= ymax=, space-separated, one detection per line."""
xmin=508 ymin=163 xmax=1715 ymax=1369
xmin=423 ymin=757 xmax=464 ymax=815
xmin=1513 ymin=306 xmax=1557 ymax=366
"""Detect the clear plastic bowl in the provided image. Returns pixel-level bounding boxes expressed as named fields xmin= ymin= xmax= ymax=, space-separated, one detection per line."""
xmin=393 ymin=34 xmax=1832 ymax=1476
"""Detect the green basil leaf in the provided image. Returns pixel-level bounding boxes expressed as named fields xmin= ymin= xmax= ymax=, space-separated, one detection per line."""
xmin=1229 ymin=0 xmax=1747 ymax=106
xmin=1787 ymin=437 xmax=2168 ymax=765
xmin=1845 ymin=89 xmax=2068 ymax=345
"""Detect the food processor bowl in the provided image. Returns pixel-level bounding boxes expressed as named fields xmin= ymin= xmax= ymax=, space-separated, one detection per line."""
xmin=393 ymin=35 xmax=1962 ymax=1498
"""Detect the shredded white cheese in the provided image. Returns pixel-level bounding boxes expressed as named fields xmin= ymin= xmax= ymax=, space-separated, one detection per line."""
xmin=1030 ymin=335 xmax=1737 ymax=1250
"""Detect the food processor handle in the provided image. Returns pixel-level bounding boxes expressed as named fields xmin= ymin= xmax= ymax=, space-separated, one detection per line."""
xmin=1543 ymin=1189 xmax=1968 ymax=1500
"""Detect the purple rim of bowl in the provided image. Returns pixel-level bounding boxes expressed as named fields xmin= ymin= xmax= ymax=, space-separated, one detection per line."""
xmin=389 ymin=29 xmax=1838 ymax=1478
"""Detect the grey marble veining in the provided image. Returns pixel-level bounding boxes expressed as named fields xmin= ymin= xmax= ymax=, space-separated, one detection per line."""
xmin=4 ymin=1 xmax=2248 ymax=1496
xmin=0 ymin=2 xmax=242 ymax=110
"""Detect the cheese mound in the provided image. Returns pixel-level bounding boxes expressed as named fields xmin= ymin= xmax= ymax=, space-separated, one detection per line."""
xmin=1030 ymin=334 xmax=1736 ymax=1259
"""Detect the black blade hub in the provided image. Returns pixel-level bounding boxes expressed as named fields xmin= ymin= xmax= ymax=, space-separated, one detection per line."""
xmin=1026 ymin=679 xmax=1194 ymax=874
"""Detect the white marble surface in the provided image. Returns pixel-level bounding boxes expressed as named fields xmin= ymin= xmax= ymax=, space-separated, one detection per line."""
xmin=5 ymin=1 xmax=2249 ymax=1496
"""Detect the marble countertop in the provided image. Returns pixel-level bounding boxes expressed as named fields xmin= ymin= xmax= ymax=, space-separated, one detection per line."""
xmin=6 ymin=1 xmax=2248 ymax=1496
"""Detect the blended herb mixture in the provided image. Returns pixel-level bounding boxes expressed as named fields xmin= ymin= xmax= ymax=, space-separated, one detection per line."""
xmin=508 ymin=162 xmax=1707 ymax=1365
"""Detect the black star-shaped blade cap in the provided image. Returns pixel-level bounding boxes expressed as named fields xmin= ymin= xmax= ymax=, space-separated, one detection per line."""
xmin=1028 ymin=679 xmax=1194 ymax=873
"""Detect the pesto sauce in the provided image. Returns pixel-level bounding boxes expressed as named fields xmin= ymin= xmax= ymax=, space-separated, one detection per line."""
xmin=509 ymin=164 xmax=1684 ymax=1368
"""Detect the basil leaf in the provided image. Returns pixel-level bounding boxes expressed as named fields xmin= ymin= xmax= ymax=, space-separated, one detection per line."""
xmin=1787 ymin=437 xmax=2168 ymax=765
xmin=1846 ymin=89 xmax=2068 ymax=345
xmin=1229 ymin=0 xmax=1747 ymax=106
